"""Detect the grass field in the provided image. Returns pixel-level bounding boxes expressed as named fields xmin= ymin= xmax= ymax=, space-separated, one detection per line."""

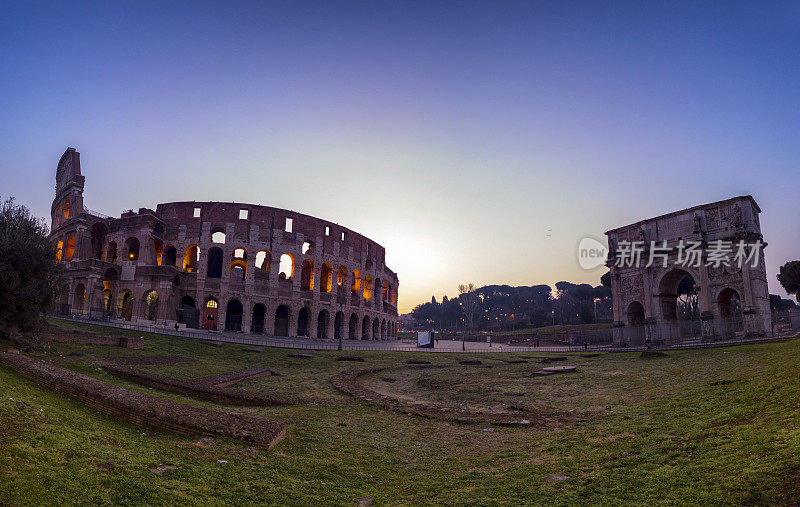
xmin=1 ymin=320 xmax=799 ymax=505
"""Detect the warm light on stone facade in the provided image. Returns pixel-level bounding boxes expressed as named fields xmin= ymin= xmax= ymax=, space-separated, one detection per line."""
xmin=49 ymin=147 xmax=399 ymax=340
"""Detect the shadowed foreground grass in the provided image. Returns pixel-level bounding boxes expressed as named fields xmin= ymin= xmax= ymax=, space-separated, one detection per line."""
xmin=1 ymin=320 xmax=799 ymax=505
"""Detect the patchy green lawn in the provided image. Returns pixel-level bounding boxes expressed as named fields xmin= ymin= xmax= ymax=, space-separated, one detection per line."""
xmin=1 ymin=320 xmax=799 ymax=505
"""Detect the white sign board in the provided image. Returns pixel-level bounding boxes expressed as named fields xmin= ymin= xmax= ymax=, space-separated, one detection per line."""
xmin=417 ymin=331 xmax=433 ymax=347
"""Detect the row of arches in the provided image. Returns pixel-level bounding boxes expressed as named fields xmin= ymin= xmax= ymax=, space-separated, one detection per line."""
xmin=102 ymin=290 xmax=397 ymax=339
xmin=62 ymin=231 xmax=397 ymax=305
xmin=84 ymin=235 xmax=398 ymax=304
xmin=53 ymin=198 xmax=71 ymax=226
xmin=56 ymin=229 xmax=398 ymax=306
xmin=625 ymin=269 xmax=744 ymax=326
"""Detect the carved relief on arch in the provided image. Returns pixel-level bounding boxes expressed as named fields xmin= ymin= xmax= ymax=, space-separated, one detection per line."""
xmin=620 ymin=274 xmax=644 ymax=297
xmin=707 ymin=264 xmax=725 ymax=278
xmin=705 ymin=207 xmax=719 ymax=228
xmin=725 ymin=263 xmax=741 ymax=275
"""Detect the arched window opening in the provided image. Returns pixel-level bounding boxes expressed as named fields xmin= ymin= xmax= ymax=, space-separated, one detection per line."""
xmin=225 ymin=299 xmax=243 ymax=331
xmin=124 ymin=237 xmax=140 ymax=261
xmin=91 ymin=223 xmax=107 ymax=260
xmin=251 ymin=303 xmax=266 ymax=334
xmin=207 ymin=247 xmax=223 ymax=278
xmin=72 ymin=283 xmax=86 ymax=313
xmin=144 ymin=290 xmax=159 ymax=321
xmin=256 ymin=250 xmax=271 ymax=270
xmin=211 ymin=230 xmax=226 ymax=244
xmin=719 ymin=288 xmax=742 ymax=316
xmin=317 ymin=310 xmax=329 ymax=339
xmin=363 ymin=275 xmax=373 ymax=301
xmin=658 ymin=269 xmax=699 ymax=321
xmin=351 ymin=269 xmax=361 ymax=294
xmin=64 ymin=236 xmax=76 ymax=262
xmin=103 ymin=268 xmax=118 ymax=284
xmin=55 ymin=239 xmax=63 ymax=263
xmin=178 ymin=296 xmax=198 ymax=329
xmin=382 ymin=281 xmax=388 ymax=302
xmin=164 ymin=245 xmax=177 ymax=267
xmin=627 ymin=301 xmax=645 ymax=326
xmin=183 ymin=245 xmax=199 ymax=272
xmin=154 ymin=241 xmax=163 ymax=266
xmin=230 ymin=259 xmax=247 ymax=281
xmin=279 ymin=254 xmax=294 ymax=280
xmin=718 ymin=288 xmax=744 ymax=336
xmin=320 ymin=262 xmax=333 ymax=293
xmin=301 ymin=259 xmax=315 ymax=291
xmin=302 ymin=241 xmax=313 ymax=254
xmin=372 ymin=318 xmax=379 ymax=340
xmin=255 ymin=251 xmax=271 ymax=281
xmin=275 ymin=305 xmax=290 ymax=336
xmin=362 ymin=316 xmax=371 ymax=340
xmin=337 ymin=266 xmax=347 ymax=288
xmin=119 ymin=290 xmax=134 ymax=321
xmin=62 ymin=199 xmax=70 ymax=220
xmin=233 ymin=247 xmax=247 ymax=259
xmin=202 ymin=298 xmax=219 ymax=330
xmin=297 ymin=307 xmax=310 ymax=336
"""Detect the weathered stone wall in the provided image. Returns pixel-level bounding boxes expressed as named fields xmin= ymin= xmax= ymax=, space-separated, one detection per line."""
xmin=606 ymin=196 xmax=772 ymax=344
xmin=47 ymin=147 xmax=400 ymax=341
xmin=0 ymin=353 xmax=285 ymax=448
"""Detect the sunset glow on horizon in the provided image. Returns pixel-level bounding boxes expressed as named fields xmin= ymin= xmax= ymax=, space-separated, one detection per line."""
xmin=2 ymin=1 xmax=799 ymax=313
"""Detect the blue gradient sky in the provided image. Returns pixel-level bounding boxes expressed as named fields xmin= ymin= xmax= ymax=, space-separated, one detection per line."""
xmin=1 ymin=1 xmax=798 ymax=312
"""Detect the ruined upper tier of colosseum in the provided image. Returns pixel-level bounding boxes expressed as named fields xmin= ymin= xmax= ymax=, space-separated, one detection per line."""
xmin=49 ymin=147 xmax=399 ymax=340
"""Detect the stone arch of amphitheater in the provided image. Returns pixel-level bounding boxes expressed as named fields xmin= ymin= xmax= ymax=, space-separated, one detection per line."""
xmin=49 ymin=147 xmax=399 ymax=340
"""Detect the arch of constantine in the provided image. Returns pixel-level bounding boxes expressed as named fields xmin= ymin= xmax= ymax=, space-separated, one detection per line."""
xmin=605 ymin=196 xmax=772 ymax=346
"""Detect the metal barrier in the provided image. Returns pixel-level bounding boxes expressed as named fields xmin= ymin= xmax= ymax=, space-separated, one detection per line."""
xmin=49 ymin=313 xmax=797 ymax=354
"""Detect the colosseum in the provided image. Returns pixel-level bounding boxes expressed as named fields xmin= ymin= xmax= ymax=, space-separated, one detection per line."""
xmin=48 ymin=147 xmax=400 ymax=340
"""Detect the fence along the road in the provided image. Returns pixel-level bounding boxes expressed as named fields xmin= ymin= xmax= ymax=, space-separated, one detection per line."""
xmin=51 ymin=314 xmax=572 ymax=353
xmin=51 ymin=309 xmax=798 ymax=354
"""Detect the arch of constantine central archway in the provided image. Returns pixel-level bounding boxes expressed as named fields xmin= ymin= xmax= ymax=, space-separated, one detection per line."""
xmin=605 ymin=195 xmax=772 ymax=346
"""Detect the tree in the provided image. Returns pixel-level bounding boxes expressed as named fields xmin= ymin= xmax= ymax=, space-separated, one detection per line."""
xmin=529 ymin=308 xmax=550 ymax=328
xmin=580 ymin=303 xmax=594 ymax=324
xmin=600 ymin=271 xmax=611 ymax=288
xmin=0 ymin=197 xmax=62 ymax=345
xmin=458 ymin=283 xmax=479 ymax=328
xmin=458 ymin=283 xmax=479 ymax=350
xmin=777 ymin=261 xmax=800 ymax=302
xmin=770 ymin=294 xmax=797 ymax=312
